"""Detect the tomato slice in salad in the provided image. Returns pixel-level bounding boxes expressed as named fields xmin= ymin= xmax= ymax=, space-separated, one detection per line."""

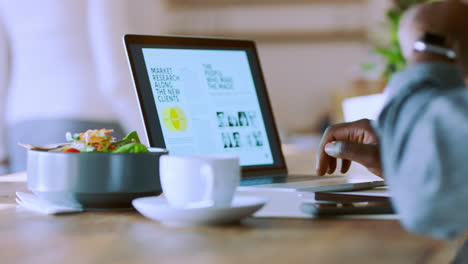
xmin=64 ymin=148 xmax=80 ymax=153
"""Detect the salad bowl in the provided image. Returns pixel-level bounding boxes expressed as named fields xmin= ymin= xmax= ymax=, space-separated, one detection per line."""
xmin=27 ymin=148 xmax=168 ymax=209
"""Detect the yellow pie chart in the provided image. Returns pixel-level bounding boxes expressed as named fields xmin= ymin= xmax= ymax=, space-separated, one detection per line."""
xmin=161 ymin=106 xmax=188 ymax=132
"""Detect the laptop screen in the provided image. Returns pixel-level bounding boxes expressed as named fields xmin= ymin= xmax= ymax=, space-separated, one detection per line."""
xmin=141 ymin=48 xmax=273 ymax=166
xmin=124 ymin=35 xmax=286 ymax=173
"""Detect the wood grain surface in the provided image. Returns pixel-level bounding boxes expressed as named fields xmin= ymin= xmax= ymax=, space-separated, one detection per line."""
xmin=0 ymin=171 xmax=459 ymax=264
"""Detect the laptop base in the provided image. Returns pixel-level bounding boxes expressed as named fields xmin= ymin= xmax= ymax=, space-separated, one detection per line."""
xmin=241 ymin=174 xmax=385 ymax=192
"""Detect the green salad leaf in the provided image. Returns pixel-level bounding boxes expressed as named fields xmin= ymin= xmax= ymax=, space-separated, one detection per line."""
xmin=112 ymin=139 xmax=133 ymax=149
xmin=112 ymin=142 xmax=149 ymax=153
xmin=111 ymin=131 xmax=148 ymax=153
xmin=123 ymin=131 xmax=141 ymax=143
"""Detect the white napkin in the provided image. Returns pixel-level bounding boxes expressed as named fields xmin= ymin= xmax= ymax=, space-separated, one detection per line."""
xmin=16 ymin=192 xmax=84 ymax=215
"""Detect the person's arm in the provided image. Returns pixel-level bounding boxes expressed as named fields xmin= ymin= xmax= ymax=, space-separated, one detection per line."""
xmin=0 ymin=10 xmax=10 ymax=173
xmin=86 ymin=0 xmax=147 ymax=144
xmin=376 ymin=62 xmax=468 ymax=239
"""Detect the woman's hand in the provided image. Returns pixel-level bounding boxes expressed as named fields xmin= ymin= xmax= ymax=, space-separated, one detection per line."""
xmin=316 ymin=119 xmax=383 ymax=178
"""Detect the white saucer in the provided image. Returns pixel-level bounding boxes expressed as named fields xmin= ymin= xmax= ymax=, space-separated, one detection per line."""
xmin=132 ymin=195 xmax=267 ymax=227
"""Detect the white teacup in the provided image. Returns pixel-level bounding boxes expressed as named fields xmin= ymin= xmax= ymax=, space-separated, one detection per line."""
xmin=159 ymin=155 xmax=240 ymax=209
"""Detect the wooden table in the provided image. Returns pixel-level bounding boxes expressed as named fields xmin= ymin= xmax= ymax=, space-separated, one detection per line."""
xmin=0 ymin=152 xmax=462 ymax=264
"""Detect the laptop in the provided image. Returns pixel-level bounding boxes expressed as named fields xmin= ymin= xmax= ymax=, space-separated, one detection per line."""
xmin=123 ymin=34 xmax=384 ymax=192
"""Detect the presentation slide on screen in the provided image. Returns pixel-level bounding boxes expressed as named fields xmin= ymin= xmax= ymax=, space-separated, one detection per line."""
xmin=142 ymin=48 xmax=274 ymax=166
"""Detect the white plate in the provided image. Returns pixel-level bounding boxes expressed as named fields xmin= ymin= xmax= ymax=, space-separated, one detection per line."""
xmin=132 ymin=195 xmax=267 ymax=227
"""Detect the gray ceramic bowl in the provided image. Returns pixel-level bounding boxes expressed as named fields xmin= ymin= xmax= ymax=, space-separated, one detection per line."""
xmin=27 ymin=148 xmax=168 ymax=209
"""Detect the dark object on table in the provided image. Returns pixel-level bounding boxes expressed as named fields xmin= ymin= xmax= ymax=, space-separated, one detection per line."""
xmin=26 ymin=148 xmax=168 ymax=209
